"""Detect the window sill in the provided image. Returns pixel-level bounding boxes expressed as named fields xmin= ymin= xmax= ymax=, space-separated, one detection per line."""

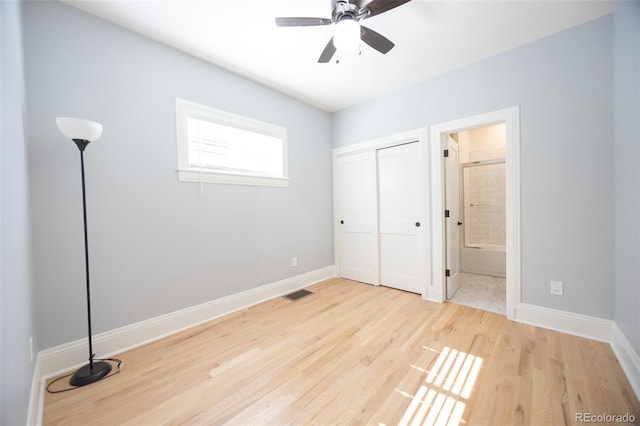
xmin=178 ymin=169 xmax=289 ymax=188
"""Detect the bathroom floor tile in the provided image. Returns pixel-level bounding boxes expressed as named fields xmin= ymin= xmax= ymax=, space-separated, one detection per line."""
xmin=449 ymin=272 xmax=506 ymax=315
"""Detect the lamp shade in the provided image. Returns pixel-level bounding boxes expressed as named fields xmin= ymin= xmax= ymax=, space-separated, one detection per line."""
xmin=56 ymin=117 xmax=103 ymax=142
xmin=333 ymin=18 xmax=360 ymax=52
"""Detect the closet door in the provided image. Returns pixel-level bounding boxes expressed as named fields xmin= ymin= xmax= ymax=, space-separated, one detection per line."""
xmin=377 ymin=142 xmax=427 ymax=294
xmin=336 ymin=151 xmax=379 ymax=285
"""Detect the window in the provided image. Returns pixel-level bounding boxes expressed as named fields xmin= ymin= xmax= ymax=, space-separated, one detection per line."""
xmin=176 ymin=98 xmax=288 ymax=187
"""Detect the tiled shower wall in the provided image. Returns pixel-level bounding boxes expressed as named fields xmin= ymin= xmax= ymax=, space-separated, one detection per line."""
xmin=463 ymin=147 xmax=506 ymax=247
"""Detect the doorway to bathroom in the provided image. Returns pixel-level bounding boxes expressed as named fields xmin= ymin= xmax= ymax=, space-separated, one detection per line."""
xmin=446 ymin=124 xmax=507 ymax=314
xmin=428 ymin=107 xmax=521 ymax=320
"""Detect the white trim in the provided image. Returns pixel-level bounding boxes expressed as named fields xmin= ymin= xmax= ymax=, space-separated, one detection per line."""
xmin=504 ymin=109 xmax=521 ymax=319
xmin=177 ymin=169 xmax=289 ymax=187
xmin=27 ymin=276 xmax=640 ymax=421
xmin=515 ymin=304 xmax=640 ymax=401
xmin=27 ymin=265 xmax=336 ymax=424
xmin=515 ymin=303 xmax=612 ymax=342
xmin=26 ymin=356 xmax=44 ymax=426
xmin=38 ymin=265 xmax=335 ymax=377
xmin=428 ymin=107 xmax=521 ymax=318
xmin=611 ymin=323 xmax=640 ymax=400
xmin=333 ymin=128 xmax=427 ymax=156
xmin=175 ymin=98 xmax=288 ymax=187
xmin=514 ymin=304 xmax=640 ymax=400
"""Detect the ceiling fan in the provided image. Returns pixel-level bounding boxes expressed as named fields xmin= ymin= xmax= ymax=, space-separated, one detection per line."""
xmin=275 ymin=0 xmax=412 ymax=63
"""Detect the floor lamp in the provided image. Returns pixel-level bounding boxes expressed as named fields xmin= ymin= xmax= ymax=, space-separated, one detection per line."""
xmin=56 ymin=117 xmax=112 ymax=386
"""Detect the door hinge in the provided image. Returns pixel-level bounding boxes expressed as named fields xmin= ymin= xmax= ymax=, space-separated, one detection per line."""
xmin=444 ymin=209 xmax=450 ymax=218
xmin=444 ymin=149 xmax=449 ymax=158
xmin=445 ymin=269 xmax=451 ymax=277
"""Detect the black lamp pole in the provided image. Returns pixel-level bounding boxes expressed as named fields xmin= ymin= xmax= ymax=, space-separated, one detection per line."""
xmin=68 ymin=138 xmax=112 ymax=387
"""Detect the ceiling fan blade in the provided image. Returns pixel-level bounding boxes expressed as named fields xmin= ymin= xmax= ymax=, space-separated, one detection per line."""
xmin=318 ymin=38 xmax=336 ymax=63
xmin=360 ymin=0 xmax=412 ymax=19
xmin=360 ymin=25 xmax=394 ymax=54
xmin=275 ymin=17 xmax=333 ymax=27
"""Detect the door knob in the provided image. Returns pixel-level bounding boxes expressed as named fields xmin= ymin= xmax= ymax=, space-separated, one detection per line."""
xmin=415 ymin=222 xmax=421 ymax=227
xmin=457 ymin=221 xmax=463 ymax=226
xmin=340 ymin=220 xmax=344 ymax=224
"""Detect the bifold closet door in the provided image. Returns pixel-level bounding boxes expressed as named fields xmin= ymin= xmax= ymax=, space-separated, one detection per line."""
xmin=377 ymin=142 xmax=426 ymax=294
xmin=336 ymin=151 xmax=379 ymax=285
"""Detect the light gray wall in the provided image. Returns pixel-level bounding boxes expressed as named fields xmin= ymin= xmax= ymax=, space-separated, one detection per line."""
xmin=1 ymin=1 xmax=38 ymax=424
xmin=23 ymin=1 xmax=334 ymax=350
xmin=333 ymin=16 xmax=615 ymax=318
xmin=613 ymin=0 xmax=640 ymax=354
xmin=10 ymin=1 xmax=638 ymax=421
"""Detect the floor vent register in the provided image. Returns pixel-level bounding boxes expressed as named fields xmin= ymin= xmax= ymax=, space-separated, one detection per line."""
xmin=283 ymin=289 xmax=313 ymax=301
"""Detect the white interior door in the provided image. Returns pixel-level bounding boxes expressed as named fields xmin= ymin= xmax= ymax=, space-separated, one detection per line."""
xmin=336 ymin=151 xmax=379 ymax=285
xmin=377 ymin=142 xmax=426 ymax=294
xmin=445 ymin=136 xmax=461 ymax=298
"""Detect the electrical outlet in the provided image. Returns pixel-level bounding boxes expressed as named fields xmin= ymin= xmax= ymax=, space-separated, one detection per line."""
xmin=550 ymin=280 xmax=563 ymax=296
xmin=292 ymin=256 xmax=298 ymax=267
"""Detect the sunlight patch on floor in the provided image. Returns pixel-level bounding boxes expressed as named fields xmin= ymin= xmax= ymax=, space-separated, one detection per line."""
xmin=396 ymin=346 xmax=483 ymax=425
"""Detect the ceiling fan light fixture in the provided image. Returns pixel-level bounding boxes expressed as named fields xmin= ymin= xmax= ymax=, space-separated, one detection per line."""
xmin=333 ymin=18 xmax=360 ymax=52
xmin=275 ymin=0 xmax=411 ymax=63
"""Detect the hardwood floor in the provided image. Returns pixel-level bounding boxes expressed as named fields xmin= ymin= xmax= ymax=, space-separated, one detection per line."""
xmin=43 ymin=278 xmax=640 ymax=425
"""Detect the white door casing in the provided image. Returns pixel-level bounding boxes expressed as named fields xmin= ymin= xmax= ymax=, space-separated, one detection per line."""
xmin=428 ymin=107 xmax=521 ymax=320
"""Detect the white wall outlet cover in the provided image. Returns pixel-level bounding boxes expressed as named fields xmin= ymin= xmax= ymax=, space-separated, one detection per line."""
xmin=550 ymin=280 xmax=563 ymax=296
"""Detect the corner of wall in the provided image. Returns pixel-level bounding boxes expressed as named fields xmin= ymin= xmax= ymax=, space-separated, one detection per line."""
xmin=515 ymin=303 xmax=640 ymax=401
xmin=611 ymin=323 xmax=640 ymax=401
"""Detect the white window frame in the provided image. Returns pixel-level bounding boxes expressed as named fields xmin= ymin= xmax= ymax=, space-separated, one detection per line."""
xmin=175 ymin=98 xmax=289 ymax=187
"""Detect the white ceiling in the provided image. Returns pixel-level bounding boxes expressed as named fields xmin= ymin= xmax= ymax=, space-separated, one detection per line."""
xmin=61 ymin=0 xmax=615 ymax=112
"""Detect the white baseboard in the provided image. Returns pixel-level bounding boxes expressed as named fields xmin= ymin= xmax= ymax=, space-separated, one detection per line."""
xmin=514 ymin=303 xmax=612 ymax=342
xmin=26 ymin=356 xmax=44 ymax=426
xmin=515 ymin=303 xmax=640 ymax=401
xmin=28 ymin=274 xmax=640 ymax=425
xmin=424 ymin=285 xmax=442 ymax=303
xmin=28 ymin=265 xmax=336 ymax=424
xmin=610 ymin=323 xmax=640 ymax=400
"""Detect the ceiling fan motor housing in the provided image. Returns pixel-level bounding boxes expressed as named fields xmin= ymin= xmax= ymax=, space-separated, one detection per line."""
xmin=334 ymin=1 xmax=359 ymax=22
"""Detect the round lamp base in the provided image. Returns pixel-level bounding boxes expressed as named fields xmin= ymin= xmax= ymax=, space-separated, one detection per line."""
xmin=69 ymin=361 xmax=112 ymax=387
